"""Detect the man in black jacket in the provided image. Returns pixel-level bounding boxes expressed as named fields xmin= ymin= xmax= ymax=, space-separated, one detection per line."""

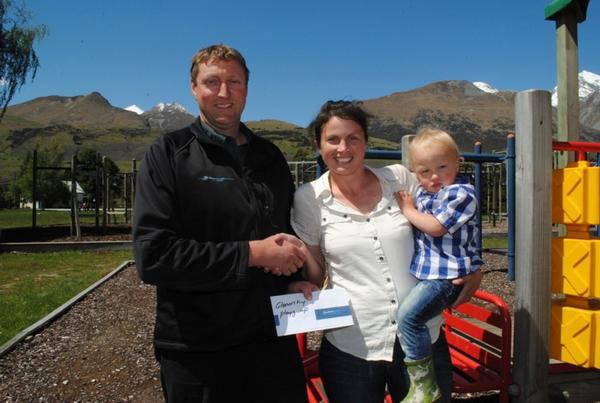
xmin=133 ymin=44 xmax=309 ymax=403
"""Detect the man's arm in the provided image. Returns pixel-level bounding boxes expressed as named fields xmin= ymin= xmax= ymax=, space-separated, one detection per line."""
xmin=133 ymin=137 xmax=304 ymax=291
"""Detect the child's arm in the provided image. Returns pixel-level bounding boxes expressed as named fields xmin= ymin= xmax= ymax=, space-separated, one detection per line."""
xmin=395 ymin=190 xmax=448 ymax=237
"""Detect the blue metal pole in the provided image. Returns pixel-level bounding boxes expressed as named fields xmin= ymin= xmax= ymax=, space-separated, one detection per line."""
xmin=316 ymin=153 xmax=324 ymax=177
xmin=474 ymin=142 xmax=483 ymax=253
xmin=313 ymin=146 xmax=511 ymax=255
xmin=507 ymin=134 xmax=516 ymax=281
xmin=314 ymin=149 xmax=504 ymax=172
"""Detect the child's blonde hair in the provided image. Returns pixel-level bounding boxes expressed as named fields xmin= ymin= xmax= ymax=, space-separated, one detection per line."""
xmin=408 ymin=128 xmax=460 ymax=170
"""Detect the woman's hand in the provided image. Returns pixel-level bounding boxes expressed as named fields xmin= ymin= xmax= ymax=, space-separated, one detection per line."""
xmin=288 ymin=280 xmax=320 ymax=300
xmin=451 ymin=270 xmax=483 ymax=307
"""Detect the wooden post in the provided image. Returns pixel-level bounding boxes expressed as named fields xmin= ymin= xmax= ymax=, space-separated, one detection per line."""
xmin=32 ymin=149 xmax=38 ymax=228
xmin=474 ymin=141 xmax=483 ymax=250
xmin=70 ymin=155 xmax=81 ymax=239
xmin=102 ymin=156 xmax=108 ymax=230
xmin=513 ymin=90 xmax=553 ymax=402
xmin=545 ymin=0 xmax=589 ymax=164
xmin=556 ymin=11 xmax=580 ymax=164
xmin=131 ymin=159 xmax=136 ymax=223
xmin=400 ymin=135 xmax=414 ymax=168
xmin=95 ymin=152 xmax=101 ymax=228
xmin=123 ymin=172 xmax=128 ymax=224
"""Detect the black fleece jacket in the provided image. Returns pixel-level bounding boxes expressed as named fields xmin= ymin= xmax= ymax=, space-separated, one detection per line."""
xmin=133 ymin=120 xmax=296 ymax=351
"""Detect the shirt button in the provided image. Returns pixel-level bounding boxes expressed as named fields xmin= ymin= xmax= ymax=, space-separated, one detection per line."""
xmin=343 ymin=214 xmax=348 ymax=218
xmin=378 ymin=256 xmax=384 ymax=262
xmin=391 ymin=320 xmax=397 ymax=325
xmin=388 ymin=206 xmax=392 ymax=210
xmin=366 ymin=218 xmax=371 ymax=222
xmin=373 ymin=236 xmax=378 ymax=241
xmin=391 ymin=300 xmax=396 ymax=304
xmin=386 ymin=278 xmax=391 ymax=282
xmin=322 ymin=217 xmax=327 ymax=222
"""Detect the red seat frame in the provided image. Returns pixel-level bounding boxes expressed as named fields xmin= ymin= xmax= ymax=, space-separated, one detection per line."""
xmin=297 ymin=289 xmax=513 ymax=402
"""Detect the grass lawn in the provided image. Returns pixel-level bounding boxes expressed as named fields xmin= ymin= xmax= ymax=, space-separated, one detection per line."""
xmin=482 ymin=236 xmax=508 ymax=250
xmin=0 ymin=208 xmax=129 ymax=229
xmin=0 ymin=249 xmax=133 ymax=346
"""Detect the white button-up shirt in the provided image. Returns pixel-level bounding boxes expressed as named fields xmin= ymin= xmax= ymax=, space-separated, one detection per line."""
xmin=292 ymin=164 xmax=442 ymax=361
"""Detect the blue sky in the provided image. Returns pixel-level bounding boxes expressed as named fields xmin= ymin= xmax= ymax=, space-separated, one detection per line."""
xmin=7 ymin=0 xmax=600 ymax=127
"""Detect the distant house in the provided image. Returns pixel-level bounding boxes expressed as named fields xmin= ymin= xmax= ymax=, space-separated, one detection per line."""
xmin=19 ymin=200 xmax=44 ymax=209
xmin=19 ymin=181 xmax=86 ymax=209
xmin=62 ymin=181 xmax=86 ymax=203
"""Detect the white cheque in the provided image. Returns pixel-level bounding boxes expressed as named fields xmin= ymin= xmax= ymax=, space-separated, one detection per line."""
xmin=270 ymin=288 xmax=354 ymax=337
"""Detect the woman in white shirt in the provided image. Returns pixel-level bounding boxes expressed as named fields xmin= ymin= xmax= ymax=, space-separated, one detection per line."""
xmin=289 ymin=100 xmax=482 ymax=403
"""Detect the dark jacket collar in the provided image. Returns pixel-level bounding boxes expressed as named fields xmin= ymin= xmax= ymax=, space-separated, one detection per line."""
xmin=191 ymin=117 xmax=253 ymax=146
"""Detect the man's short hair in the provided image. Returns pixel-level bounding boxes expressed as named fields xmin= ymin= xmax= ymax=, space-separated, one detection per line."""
xmin=190 ymin=44 xmax=250 ymax=85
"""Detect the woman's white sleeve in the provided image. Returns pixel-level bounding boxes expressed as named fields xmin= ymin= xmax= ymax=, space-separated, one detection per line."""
xmin=388 ymin=163 xmax=420 ymax=196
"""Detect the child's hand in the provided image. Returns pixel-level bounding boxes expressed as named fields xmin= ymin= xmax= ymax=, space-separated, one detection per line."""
xmin=394 ymin=190 xmax=416 ymax=211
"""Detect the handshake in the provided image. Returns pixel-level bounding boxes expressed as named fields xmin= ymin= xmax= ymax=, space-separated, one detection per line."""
xmin=248 ymin=233 xmax=308 ymax=276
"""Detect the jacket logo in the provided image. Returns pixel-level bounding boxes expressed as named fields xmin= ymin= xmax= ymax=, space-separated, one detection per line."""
xmin=197 ymin=175 xmax=234 ymax=182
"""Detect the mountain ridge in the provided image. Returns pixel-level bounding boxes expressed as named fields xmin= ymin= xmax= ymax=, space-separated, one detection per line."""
xmin=1 ymin=73 xmax=599 ymax=181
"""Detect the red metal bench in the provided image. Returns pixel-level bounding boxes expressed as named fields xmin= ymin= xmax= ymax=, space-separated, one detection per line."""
xmin=443 ymin=289 xmax=512 ymax=402
xmin=297 ymin=289 xmax=512 ymax=402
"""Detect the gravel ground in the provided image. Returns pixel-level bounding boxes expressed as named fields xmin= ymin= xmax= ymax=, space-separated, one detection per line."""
xmin=0 ymin=265 xmax=163 ymax=403
xmin=0 ymin=226 xmax=512 ymax=402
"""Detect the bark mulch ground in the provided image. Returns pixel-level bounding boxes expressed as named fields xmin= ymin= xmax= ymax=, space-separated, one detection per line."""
xmin=0 ymin=223 xmax=512 ymax=402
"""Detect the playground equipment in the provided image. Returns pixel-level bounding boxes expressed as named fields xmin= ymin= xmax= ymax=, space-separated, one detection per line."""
xmin=31 ymin=149 xmax=137 ymax=237
xmin=512 ymin=90 xmax=600 ymax=401
xmin=509 ymin=2 xmax=599 ymax=400
xmin=550 ymin=141 xmax=600 ymax=370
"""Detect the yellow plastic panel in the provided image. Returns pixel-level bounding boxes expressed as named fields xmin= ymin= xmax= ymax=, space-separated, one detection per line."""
xmin=550 ymin=304 xmax=599 ymax=368
xmin=596 ymin=320 xmax=600 ymax=369
xmin=552 ymin=162 xmax=600 ymax=225
xmin=552 ymin=237 xmax=600 ymax=298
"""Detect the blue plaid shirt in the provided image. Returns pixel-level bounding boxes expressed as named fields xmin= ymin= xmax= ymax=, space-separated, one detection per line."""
xmin=410 ymin=175 xmax=483 ymax=280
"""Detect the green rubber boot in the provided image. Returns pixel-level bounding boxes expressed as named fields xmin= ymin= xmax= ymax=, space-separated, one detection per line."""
xmin=401 ymin=356 xmax=441 ymax=403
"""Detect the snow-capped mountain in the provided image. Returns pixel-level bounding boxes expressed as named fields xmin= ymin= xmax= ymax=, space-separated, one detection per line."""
xmin=581 ymin=90 xmax=600 ymax=131
xmin=473 ymin=82 xmax=499 ymax=94
xmin=125 ymin=104 xmax=144 ymax=115
xmin=471 ymin=71 xmax=600 ymax=132
xmin=578 ymin=71 xmax=600 ymax=98
xmin=153 ymin=102 xmax=189 ymax=114
xmin=551 ymin=70 xmax=600 ymax=106
xmin=142 ymin=102 xmax=195 ymax=132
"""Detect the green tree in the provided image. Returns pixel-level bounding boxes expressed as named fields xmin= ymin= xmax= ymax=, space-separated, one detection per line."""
xmin=0 ymin=0 xmax=47 ymax=120
xmin=0 ymin=180 xmax=9 ymax=207
xmin=76 ymin=148 xmax=121 ymax=206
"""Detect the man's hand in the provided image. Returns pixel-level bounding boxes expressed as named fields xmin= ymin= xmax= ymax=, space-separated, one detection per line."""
xmin=287 ymin=280 xmax=320 ymax=300
xmin=451 ymin=270 xmax=483 ymax=307
xmin=249 ymin=233 xmax=306 ymax=276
